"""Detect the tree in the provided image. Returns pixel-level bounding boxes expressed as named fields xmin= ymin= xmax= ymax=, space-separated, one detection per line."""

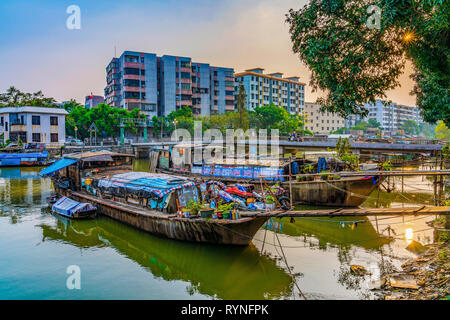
xmin=401 ymin=120 xmax=420 ymax=136
xmin=435 ymin=120 xmax=450 ymax=140
xmin=419 ymin=122 xmax=436 ymax=139
xmin=331 ymin=127 xmax=347 ymax=134
xmin=235 ymin=83 xmax=250 ymax=130
xmin=350 ymin=121 xmax=369 ymax=131
xmin=65 ymin=103 xmax=143 ymax=141
xmin=166 ymin=106 xmax=195 ymax=134
xmin=250 ymin=103 xmax=312 ymax=136
xmin=286 ymin=1 xmax=449 ymax=126
xmin=62 ymin=99 xmax=82 ymax=113
xmin=367 ymin=119 xmax=381 ymax=129
xmin=0 ymin=86 xmax=58 ymax=107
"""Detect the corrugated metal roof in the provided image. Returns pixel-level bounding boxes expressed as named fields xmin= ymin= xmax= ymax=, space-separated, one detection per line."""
xmin=0 ymin=106 xmax=68 ymax=115
xmin=64 ymin=150 xmax=135 ymax=160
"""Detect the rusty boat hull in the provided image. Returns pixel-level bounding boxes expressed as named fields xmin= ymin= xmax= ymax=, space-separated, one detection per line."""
xmin=55 ymin=186 xmax=268 ymax=246
xmin=286 ymin=176 xmax=382 ymax=207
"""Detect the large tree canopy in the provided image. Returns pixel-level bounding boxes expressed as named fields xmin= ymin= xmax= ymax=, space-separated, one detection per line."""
xmin=286 ymin=0 xmax=449 ymax=126
xmin=0 ymin=86 xmax=58 ymax=107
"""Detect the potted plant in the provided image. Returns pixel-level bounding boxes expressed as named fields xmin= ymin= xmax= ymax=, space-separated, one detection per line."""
xmin=199 ymin=203 xmax=214 ymax=219
xmin=320 ymin=171 xmax=330 ymax=181
xmin=265 ymin=195 xmax=276 ymax=210
xmin=187 ymin=200 xmax=201 ymax=216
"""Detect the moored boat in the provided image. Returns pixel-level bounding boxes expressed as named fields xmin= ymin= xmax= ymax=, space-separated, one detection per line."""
xmin=52 ymin=196 xmax=97 ymax=219
xmin=0 ymin=152 xmax=48 ymax=167
xmin=288 ymin=176 xmax=382 ymax=207
xmin=151 ymin=148 xmax=383 ymax=207
xmin=40 ymin=151 xmax=269 ymax=246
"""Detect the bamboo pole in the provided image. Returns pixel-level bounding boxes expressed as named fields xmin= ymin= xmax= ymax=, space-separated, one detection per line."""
xmin=289 ymin=155 xmax=293 ymax=209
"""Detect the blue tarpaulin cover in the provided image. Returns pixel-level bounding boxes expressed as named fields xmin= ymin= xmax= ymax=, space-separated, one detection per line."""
xmin=40 ymin=158 xmax=78 ymax=176
xmin=98 ymin=172 xmax=196 ymax=198
xmin=52 ymin=196 xmax=96 ymax=218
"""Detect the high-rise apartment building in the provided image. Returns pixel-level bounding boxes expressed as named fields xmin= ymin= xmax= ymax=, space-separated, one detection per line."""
xmin=345 ymin=100 xmax=422 ymax=134
xmin=85 ymin=95 xmax=104 ymax=109
xmin=303 ymin=102 xmax=346 ymax=135
xmin=234 ymin=68 xmax=305 ymax=113
xmin=104 ymin=51 xmax=235 ymax=117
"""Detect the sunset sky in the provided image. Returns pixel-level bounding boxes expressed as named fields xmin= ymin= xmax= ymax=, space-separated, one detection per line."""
xmin=0 ymin=0 xmax=417 ymax=106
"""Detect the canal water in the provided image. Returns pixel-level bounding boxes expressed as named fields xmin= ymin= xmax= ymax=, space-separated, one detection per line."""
xmin=0 ymin=161 xmax=438 ymax=299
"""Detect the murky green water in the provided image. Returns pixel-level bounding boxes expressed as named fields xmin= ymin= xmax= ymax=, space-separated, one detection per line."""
xmin=0 ymin=162 xmax=439 ymax=299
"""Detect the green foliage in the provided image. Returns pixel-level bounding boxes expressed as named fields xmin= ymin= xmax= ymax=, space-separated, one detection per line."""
xmin=435 ymin=120 xmax=450 ymax=140
xmin=265 ymin=195 xmax=275 ymax=205
xmin=331 ymin=127 xmax=347 ymax=134
xmin=442 ymin=142 xmax=450 ymax=159
xmin=382 ymin=160 xmax=393 ymax=171
xmin=66 ymin=103 xmax=143 ymax=140
xmin=250 ymin=103 xmax=312 ymax=136
xmin=235 ymin=83 xmax=250 ymax=130
xmin=401 ymin=120 xmax=420 ymax=136
xmin=419 ymin=122 xmax=436 ymax=139
xmin=367 ymin=119 xmax=381 ymax=129
xmin=187 ymin=200 xmax=202 ymax=215
xmin=335 ymin=137 xmax=359 ymax=170
xmin=286 ymin=1 xmax=449 ymax=126
xmin=0 ymin=86 xmax=58 ymax=108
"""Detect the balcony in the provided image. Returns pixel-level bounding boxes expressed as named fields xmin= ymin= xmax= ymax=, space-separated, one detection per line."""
xmin=124 ymin=62 xmax=142 ymax=69
xmin=123 ymin=86 xmax=142 ymax=92
xmin=124 ymin=74 xmax=145 ymax=81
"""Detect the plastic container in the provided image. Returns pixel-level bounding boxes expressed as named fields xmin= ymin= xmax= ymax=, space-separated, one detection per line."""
xmin=200 ymin=209 xmax=214 ymax=218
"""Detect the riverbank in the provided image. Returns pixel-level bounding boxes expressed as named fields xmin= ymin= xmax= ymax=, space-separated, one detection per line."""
xmin=379 ymin=236 xmax=449 ymax=300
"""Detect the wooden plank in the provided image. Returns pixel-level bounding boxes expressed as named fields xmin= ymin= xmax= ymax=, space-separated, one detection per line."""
xmin=239 ymin=206 xmax=450 ymax=218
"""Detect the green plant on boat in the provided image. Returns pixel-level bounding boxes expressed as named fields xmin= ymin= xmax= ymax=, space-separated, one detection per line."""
xmin=265 ymin=195 xmax=275 ymax=204
xmin=304 ymin=164 xmax=314 ymax=173
xmin=186 ymin=200 xmax=202 ymax=216
xmin=216 ymin=202 xmax=234 ymax=213
xmin=320 ymin=171 xmax=330 ymax=180
xmin=333 ymin=137 xmax=359 ymax=170
xmin=382 ymin=160 xmax=393 ymax=171
xmin=443 ymin=142 xmax=450 ymax=159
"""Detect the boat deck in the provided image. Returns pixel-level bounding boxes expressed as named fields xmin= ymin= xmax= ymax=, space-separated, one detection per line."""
xmin=69 ymin=191 xmax=256 ymax=225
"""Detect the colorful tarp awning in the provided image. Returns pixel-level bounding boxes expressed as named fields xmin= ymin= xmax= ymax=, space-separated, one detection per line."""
xmin=39 ymin=158 xmax=78 ymax=176
xmin=98 ymin=172 xmax=196 ymax=198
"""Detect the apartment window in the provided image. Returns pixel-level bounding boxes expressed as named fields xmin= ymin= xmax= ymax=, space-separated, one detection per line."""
xmin=0 ymin=117 xmax=3 ymax=126
xmin=124 ymin=68 xmax=144 ymax=75
xmin=124 ymin=79 xmax=144 ymax=87
xmin=32 ymin=133 xmax=41 ymax=143
xmin=180 ymin=83 xmax=191 ymax=90
xmin=32 ymin=116 xmax=40 ymax=125
xmin=124 ymin=55 xmax=139 ymax=63
xmin=180 ymin=72 xmax=191 ymax=79
xmin=50 ymin=116 xmax=58 ymax=126
xmin=50 ymin=133 xmax=58 ymax=143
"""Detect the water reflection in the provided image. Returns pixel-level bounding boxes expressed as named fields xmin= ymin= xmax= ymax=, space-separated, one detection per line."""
xmin=0 ymin=162 xmax=440 ymax=300
xmin=39 ymin=213 xmax=294 ymax=300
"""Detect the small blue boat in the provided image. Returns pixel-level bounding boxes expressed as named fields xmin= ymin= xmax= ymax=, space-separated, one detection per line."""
xmin=51 ymin=196 xmax=97 ymax=219
xmin=0 ymin=152 xmax=48 ymax=167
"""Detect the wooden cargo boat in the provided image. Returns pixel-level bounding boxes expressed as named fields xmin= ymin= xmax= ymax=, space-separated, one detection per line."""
xmin=151 ymin=149 xmax=382 ymax=207
xmin=40 ymin=151 xmax=269 ymax=246
xmin=288 ymin=176 xmax=382 ymax=207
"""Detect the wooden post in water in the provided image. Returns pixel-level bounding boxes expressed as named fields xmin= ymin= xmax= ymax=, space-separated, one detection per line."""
xmin=289 ymin=155 xmax=293 ymax=209
xmin=434 ymin=153 xmax=438 ymax=206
